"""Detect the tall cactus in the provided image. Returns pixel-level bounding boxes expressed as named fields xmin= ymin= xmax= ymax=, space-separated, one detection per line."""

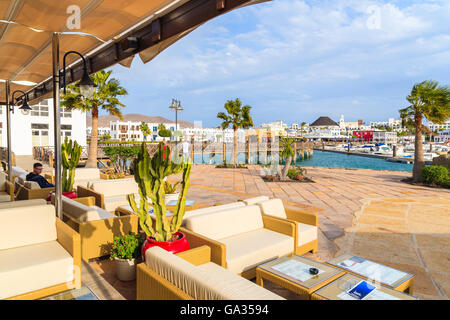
xmin=127 ymin=142 xmax=192 ymax=242
xmin=61 ymin=137 xmax=82 ymax=192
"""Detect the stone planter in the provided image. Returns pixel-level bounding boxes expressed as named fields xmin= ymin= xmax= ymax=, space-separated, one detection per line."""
xmin=114 ymin=257 xmax=138 ymax=281
xmin=165 ymin=192 xmax=180 ymax=204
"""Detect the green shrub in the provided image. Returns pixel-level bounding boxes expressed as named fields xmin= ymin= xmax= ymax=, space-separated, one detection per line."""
xmin=110 ymin=232 xmax=144 ymax=261
xmin=287 ymin=166 xmax=307 ymax=180
xmin=420 ymin=165 xmax=449 ymax=185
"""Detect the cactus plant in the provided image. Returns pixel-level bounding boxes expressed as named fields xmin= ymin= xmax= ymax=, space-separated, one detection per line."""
xmin=61 ymin=137 xmax=82 ymax=192
xmin=127 ymin=142 xmax=191 ymax=242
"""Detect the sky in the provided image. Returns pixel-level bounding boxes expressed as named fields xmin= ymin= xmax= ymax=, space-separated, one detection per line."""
xmin=109 ymin=0 xmax=450 ymax=128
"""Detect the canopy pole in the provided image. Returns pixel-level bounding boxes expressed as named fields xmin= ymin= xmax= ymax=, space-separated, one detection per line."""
xmin=52 ymin=32 xmax=62 ymax=219
xmin=5 ymin=80 xmax=13 ymax=201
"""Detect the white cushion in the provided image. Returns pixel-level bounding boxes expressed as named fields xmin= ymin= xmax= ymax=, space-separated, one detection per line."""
xmin=183 ymin=202 xmax=245 ymax=219
xmin=145 ymin=246 xmax=284 ymax=300
xmin=0 ymin=241 xmax=74 ymax=299
xmin=24 ymin=180 xmax=41 ymax=189
xmin=0 ymin=205 xmax=57 ymax=250
xmin=298 ymin=223 xmax=318 ymax=246
xmin=184 ymin=205 xmax=264 ymax=241
xmin=0 ymin=191 xmax=10 ymax=202
xmin=10 ymin=166 xmax=26 ymax=177
xmin=0 ymin=199 xmax=46 ymax=209
xmin=0 ymin=172 xmax=6 ymax=191
xmin=90 ymin=178 xmax=139 ymax=198
xmin=51 ymin=194 xmax=116 ymax=222
xmin=17 ymin=173 xmax=27 ymax=185
xmin=256 ymin=199 xmax=287 ymax=219
xmin=242 ymin=196 xmax=270 ymax=206
xmin=197 ymin=262 xmax=284 ymax=300
xmin=220 ymin=229 xmax=294 ymax=274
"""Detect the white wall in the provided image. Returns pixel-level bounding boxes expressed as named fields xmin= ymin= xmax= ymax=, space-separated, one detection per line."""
xmin=0 ymin=98 xmax=86 ymax=156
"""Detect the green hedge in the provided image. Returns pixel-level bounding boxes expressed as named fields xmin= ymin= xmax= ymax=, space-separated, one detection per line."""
xmin=420 ymin=165 xmax=449 ymax=187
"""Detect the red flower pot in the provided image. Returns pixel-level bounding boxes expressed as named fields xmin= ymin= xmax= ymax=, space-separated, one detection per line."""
xmin=141 ymin=231 xmax=190 ymax=261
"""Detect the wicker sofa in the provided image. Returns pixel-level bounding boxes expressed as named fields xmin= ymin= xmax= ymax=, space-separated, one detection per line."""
xmin=0 ymin=172 xmax=13 ymax=202
xmin=0 ymin=204 xmax=81 ymax=300
xmin=51 ymin=195 xmax=138 ymax=262
xmin=77 ymin=178 xmax=140 ymax=212
xmin=137 ymin=246 xmax=284 ymax=300
xmin=253 ymin=198 xmax=319 ymax=255
xmin=182 ymin=204 xmax=296 ymax=279
xmin=14 ymin=171 xmax=54 ymax=201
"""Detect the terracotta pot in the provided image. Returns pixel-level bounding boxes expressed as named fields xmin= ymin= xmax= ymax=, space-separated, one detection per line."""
xmin=114 ymin=257 xmax=138 ymax=281
xmin=141 ymin=231 xmax=190 ymax=261
xmin=296 ymin=175 xmax=304 ymax=181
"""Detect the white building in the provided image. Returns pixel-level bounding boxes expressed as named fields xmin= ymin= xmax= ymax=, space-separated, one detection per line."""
xmin=181 ymin=127 xmax=245 ymax=143
xmin=109 ymin=120 xmax=181 ymax=142
xmin=370 ymin=118 xmax=402 ymax=130
xmin=428 ymin=120 xmax=450 ymax=132
xmin=0 ymin=98 xmax=86 ymax=156
xmin=373 ymin=131 xmax=397 ymax=144
xmin=434 ymin=130 xmax=450 ymax=143
xmin=260 ymin=120 xmax=288 ymax=133
xmin=87 ymin=126 xmax=110 ymax=137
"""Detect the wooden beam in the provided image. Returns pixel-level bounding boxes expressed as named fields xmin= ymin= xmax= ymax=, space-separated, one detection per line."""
xmin=22 ymin=0 xmax=257 ymax=104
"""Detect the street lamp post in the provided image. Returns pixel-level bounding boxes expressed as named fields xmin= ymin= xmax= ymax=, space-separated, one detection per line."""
xmin=169 ymin=99 xmax=183 ymax=144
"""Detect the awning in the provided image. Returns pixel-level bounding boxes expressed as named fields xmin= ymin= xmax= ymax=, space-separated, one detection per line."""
xmin=0 ymin=0 xmax=268 ymax=102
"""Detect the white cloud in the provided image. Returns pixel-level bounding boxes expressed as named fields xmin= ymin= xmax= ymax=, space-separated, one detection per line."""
xmin=111 ymin=0 xmax=450 ymax=125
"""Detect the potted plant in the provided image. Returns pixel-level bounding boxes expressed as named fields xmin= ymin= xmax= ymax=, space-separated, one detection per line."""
xmin=164 ymin=180 xmax=180 ymax=204
xmin=61 ymin=137 xmax=82 ymax=199
xmin=127 ymin=142 xmax=192 ymax=260
xmin=110 ymin=232 xmax=144 ymax=281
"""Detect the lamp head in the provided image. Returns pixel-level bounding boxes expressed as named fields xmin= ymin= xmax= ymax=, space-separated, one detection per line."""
xmin=76 ymin=67 xmax=96 ymax=99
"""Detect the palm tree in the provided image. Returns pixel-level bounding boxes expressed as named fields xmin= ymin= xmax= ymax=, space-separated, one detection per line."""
xmin=280 ymin=136 xmax=295 ymax=180
xmin=140 ymin=122 xmax=151 ymax=141
xmin=399 ymin=80 xmax=450 ymax=181
xmin=62 ymin=70 xmax=127 ymax=168
xmin=300 ymin=122 xmax=307 ymax=138
xmin=217 ymin=98 xmax=254 ymax=165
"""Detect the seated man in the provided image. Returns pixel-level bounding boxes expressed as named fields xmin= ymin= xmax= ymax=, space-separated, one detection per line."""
xmin=26 ymin=163 xmax=54 ymax=188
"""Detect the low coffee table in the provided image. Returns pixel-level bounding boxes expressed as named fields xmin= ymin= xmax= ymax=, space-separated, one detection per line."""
xmin=326 ymin=254 xmax=415 ymax=294
xmin=311 ymin=274 xmax=418 ymax=300
xmin=42 ymin=286 xmax=100 ymax=300
xmin=256 ymin=255 xmax=346 ymax=300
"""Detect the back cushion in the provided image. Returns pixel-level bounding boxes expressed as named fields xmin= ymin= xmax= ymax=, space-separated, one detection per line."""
xmin=90 ymin=178 xmax=138 ymax=197
xmin=11 ymin=166 xmax=26 ymax=177
xmin=0 ymin=204 xmax=57 ymax=250
xmin=145 ymin=247 xmax=230 ymax=300
xmin=0 ymin=198 xmax=46 ymax=210
xmin=17 ymin=173 xmax=27 ymax=185
xmin=0 ymin=172 xmax=6 ymax=191
xmin=75 ymin=168 xmax=100 ymax=180
xmin=24 ymin=181 xmax=41 ymax=189
xmin=185 ymin=205 xmax=264 ymax=241
xmin=185 ymin=202 xmax=245 ymax=218
xmin=257 ymin=199 xmax=287 ymax=219
xmin=242 ymin=196 xmax=270 ymax=206
xmin=51 ymin=194 xmax=113 ymax=222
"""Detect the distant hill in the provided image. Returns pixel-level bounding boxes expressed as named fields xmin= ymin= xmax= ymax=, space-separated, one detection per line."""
xmin=86 ymin=113 xmax=194 ymax=128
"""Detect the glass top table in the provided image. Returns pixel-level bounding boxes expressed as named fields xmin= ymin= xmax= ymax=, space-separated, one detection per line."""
xmin=256 ymin=255 xmax=346 ymax=299
xmin=326 ymin=254 xmax=415 ymax=293
xmin=42 ymin=286 xmax=100 ymax=300
xmin=311 ymin=274 xmax=418 ymax=300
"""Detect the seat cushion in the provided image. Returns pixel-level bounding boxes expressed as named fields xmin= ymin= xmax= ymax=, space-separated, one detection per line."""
xmin=145 ymin=246 xmax=284 ymax=300
xmin=219 ymin=229 xmax=294 ymax=274
xmin=298 ymin=223 xmax=318 ymax=246
xmin=184 ymin=205 xmax=264 ymax=241
xmin=24 ymin=181 xmax=41 ymax=189
xmin=0 ymin=198 xmax=46 ymax=209
xmin=0 ymin=204 xmax=57 ymax=250
xmin=242 ymin=196 xmax=270 ymax=206
xmin=90 ymin=178 xmax=139 ymax=198
xmin=0 ymin=172 xmax=7 ymax=192
xmin=0 ymin=241 xmax=74 ymax=299
xmin=256 ymin=199 xmax=287 ymax=219
xmin=0 ymin=191 xmax=10 ymax=202
xmin=197 ymin=262 xmax=284 ymax=300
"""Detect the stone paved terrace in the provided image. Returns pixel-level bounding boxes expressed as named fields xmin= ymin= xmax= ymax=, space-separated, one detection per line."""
xmin=85 ymin=165 xmax=449 ymax=300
